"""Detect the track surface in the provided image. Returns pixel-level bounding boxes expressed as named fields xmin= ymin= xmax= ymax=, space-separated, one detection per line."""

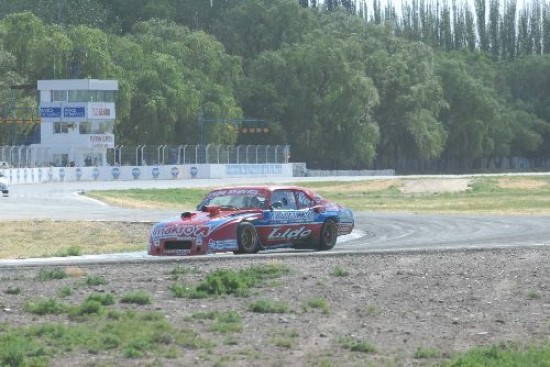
xmin=2 ymin=177 xmax=549 ymax=266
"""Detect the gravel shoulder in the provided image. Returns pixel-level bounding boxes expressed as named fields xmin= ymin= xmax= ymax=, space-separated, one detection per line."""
xmin=1 ymin=246 xmax=549 ymax=366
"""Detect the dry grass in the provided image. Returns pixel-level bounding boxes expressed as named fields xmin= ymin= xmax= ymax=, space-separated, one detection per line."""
xmin=0 ymin=221 xmax=151 ymax=259
xmin=496 ymin=177 xmax=550 ymax=190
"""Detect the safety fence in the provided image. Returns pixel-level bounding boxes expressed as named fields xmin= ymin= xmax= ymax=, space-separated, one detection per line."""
xmin=0 ymin=144 xmax=291 ymax=168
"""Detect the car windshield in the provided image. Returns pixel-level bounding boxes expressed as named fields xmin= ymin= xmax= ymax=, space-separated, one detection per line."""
xmin=203 ymin=189 xmax=267 ymax=210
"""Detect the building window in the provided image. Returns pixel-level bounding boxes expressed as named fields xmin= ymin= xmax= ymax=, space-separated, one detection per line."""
xmin=77 ymin=121 xmax=114 ymax=134
xmin=66 ymin=90 xmax=117 ymax=102
xmin=51 ymin=90 xmax=67 ymax=101
xmin=54 ymin=122 xmax=69 ymax=134
xmin=68 ymin=90 xmax=89 ymax=102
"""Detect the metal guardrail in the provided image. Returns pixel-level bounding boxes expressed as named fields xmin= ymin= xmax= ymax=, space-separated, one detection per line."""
xmin=0 ymin=144 xmax=291 ymax=168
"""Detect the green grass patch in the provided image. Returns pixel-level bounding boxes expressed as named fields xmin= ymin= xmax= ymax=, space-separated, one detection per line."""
xmin=171 ymin=264 xmax=290 ymax=298
xmin=0 ymin=309 xmax=199 ymax=365
xmin=4 ymin=286 xmax=21 ymax=295
xmin=331 ymin=266 xmax=350 ymax=277
xmin=58 ymin=286 xmax=73 ymax=297
xmin=83 ymin=275 xmax=109 ymax=286
xmin=415 ymin=346 xmax=442 ymax=358
xmin=24 ymin=298 xmax=67 ymax=315
xmin=86 ymin=293 xmax=116 ymax=306
xmin=304 ymin=297 xmax=330 ymax=315
xmin=248 ymin=299 xmax=290 ymax=313
xmin=339 ymin=337 xmax=376 ymax=353
xmin=443 ymin=343 xmax=550 ymax=366
xmin=36 ymin=267 xmax=67 ymax=281
xmin=270 ymin=329 xmax=299 ymax=349
xmin=248 ymin=299 xmax=289 ymax=313
xmin=209 ymin=311 xmax=243 ymax=334
xmin=85 ymin=188 xmax=209 ymax=210
xmin=120 ymin=291 xmax=152 ymax=305
xmin=84 ymin=175 xmax=550 ymax=214
xmin=53 ymin=245 xmax=82 ymax=257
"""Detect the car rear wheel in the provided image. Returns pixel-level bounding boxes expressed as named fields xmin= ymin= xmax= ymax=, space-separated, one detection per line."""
xmin=237 ymin=222 xmax=261 ymax=254
xmin=318 ymin=219 xmax=337 ymax=251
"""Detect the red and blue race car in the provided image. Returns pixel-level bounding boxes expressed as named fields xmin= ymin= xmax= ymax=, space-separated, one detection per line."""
xmin=147 ymin=185 xmax=354 ymax=256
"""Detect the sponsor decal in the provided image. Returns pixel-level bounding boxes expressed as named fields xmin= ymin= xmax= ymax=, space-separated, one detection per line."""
xmin=152 ymin=167 xmax=160 ymax=179
xmin=268 ymin=226 xmax=312 ymax=240
xmin=152 ymin=224 xmax=210 ymax=239
xmin=190 ymin=166 xmax=198 ymax=178
xmin=208 ymin=189 xmax=260 ymax=198
xmin=111 ymin=167 xmax=120 ymax=179
xmin=92 ymin=167 xmax=100 ymax=180
xmin=89 ymin=135 xmax=114 ymax=148
xmin=165 ymin=249 xmax=191 ymax=255
xmin=76 ymin=167 xmax=82 ymax=180
xmin=59 ymin=168 xmax=65 ymax=181
xmin=64 ymin=106 xmax=85 ymax=118
xmin=40 ymin=107 xmax=61 ymax=118
xmin=226 ymin=164 xmax=282 ymax=176
xmin=132 ymin=167 xmax=141 ymax=179
xmin=170 ymin=166 xmax=179 ymax=179
xmin=270 ymin=211 xmax=315 ymax=223
xmin=208 ymin=239 xmax=238 ymax=251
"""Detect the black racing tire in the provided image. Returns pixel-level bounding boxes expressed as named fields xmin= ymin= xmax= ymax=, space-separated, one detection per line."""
xmin=237 ymin=222 xmax=261 ymax=254
xmin=318 ymin=219 xmax=337 ymax=251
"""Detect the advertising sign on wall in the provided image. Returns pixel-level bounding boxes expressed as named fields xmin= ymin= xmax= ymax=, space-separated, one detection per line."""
xmin=89 ymin=135 xmax=115 ymax=148
xmin=64 ymin=107 xmax=86 ymax=118
xmin=40 ymin=107 xmax=61 ymax=118
xmin=89 ymin=103 xmax=115 ymax=119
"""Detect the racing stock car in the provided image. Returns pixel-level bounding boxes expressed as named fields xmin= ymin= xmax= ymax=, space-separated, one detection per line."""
xmin=148 ymin=185 xmax=354 ymax=256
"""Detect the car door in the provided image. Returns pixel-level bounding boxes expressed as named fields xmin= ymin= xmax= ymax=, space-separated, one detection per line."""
xmin=260 ymin=189 xmax=319 ymax=246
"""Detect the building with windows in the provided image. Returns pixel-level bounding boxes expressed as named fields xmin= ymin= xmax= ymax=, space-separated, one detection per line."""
xmin=34 ymin=79 xmax=118 ymax=167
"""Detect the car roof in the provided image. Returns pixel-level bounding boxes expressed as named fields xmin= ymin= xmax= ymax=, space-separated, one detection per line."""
xmin=210 ymin=185 xmax=309 ymax=192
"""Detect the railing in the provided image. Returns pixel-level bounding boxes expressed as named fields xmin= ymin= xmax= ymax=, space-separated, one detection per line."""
xmin=0 ymin=144 xmax=291 ymax=168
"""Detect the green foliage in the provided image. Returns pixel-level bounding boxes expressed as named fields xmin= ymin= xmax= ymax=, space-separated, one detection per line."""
xmin=58 ymin=286 xmax=73 ymax=297
xmin=196 ymin=268 xmax=256 ymax=296
xmin=415 ymin=346 xmax=442 ymax=358
xmin=339 ymin=337 xmax=376 ymax=353
xmin=4 ymin=286 xmax=21 ymax=295
xmin=209 ymin=311 xmax=243 ymax=334
xmin=248 ymin=299 xmax=289 ymax=313
xmin=24 ymin=298 xmax=67 ymax=315
xmin=86 ymin=293 xmax=116 ymax=305
xmin=54 ymin=246 xmax=82 ymax=257
xmin=443 ymin=343 xmax=550 ymax=367
xmin=331 ymin=266 xmax=350 ymax=277
xmin=0 ymin=308 xmax=195 ymax=365
xmin=36 ymin=268 xmax=67 ymax=281
xmin=120 ymin=291 xmax=152 ymax=305
xmin=170 ymin=264 xmax=289 ymax=299
xmin=84 ymin=275 xmax=109 ymax=286
xmin=169 ymin=283 xmax=209 ymax=299
xmin=304 ymin=297 xmax=330 ymax=315
xmin=2 ymin=1 xmax=550 ymax=168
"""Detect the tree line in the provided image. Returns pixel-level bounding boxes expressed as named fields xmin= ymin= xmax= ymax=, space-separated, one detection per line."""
xmin=1 ymin=0 xmax=550 ymax=169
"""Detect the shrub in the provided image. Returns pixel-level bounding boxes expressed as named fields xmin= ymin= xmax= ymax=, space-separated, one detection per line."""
xmin=120 ymin=291 xmax=152 ymax=305
xmin=4 ymin=286 xmax=21 ymax=295
xmin=248 ymin=299 xmax=289 ymax=313
xmin=36 ymin=268 xmax=67 ymax=281
xmin=24 ymin=299 xmax=66 ymax=315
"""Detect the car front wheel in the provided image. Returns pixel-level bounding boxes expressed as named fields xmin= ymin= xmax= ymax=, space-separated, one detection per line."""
xmin=237 ymin=222 xmax=261 ymax=254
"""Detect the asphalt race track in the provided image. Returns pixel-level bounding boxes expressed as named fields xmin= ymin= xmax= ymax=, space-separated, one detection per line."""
xmin=2 ymin=177 xmax=549 ymax=266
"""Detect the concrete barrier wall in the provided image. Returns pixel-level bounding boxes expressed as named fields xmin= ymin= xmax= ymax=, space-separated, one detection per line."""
xmin=4 ymin=163 xmax=295 ymax=185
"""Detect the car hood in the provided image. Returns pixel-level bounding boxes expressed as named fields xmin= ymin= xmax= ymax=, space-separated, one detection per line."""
xmin=150 ymin=208 xmax=260 ymax=239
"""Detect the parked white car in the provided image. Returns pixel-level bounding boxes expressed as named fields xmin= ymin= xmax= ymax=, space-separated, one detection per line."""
xmin=0 ymin=172 xmax=9 ymax=196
